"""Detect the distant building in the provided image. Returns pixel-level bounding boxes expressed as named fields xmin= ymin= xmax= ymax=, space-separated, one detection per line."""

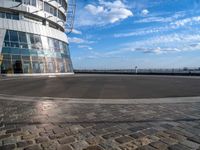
xmin=0 ymin=0 xmax=73 ymax=75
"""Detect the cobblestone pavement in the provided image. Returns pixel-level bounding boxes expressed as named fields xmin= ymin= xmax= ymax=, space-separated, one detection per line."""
xmin=1 ymin=98 xmax=200 ymax=150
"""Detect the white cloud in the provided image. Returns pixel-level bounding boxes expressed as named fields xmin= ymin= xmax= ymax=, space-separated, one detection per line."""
xmin=72 ymin=29 xmax=82 ymax=35
xmin=68 ymin=37 xmax=85 ymax=43
xmin=114 ymin=13 xmax=200 ymax=38
xmin=85 ymin=4 xmax=104 ymax=15
xmin=141 ymin=9 xmax=149 ymax=15
xmin=76 ymin=0 xmax=133 ymax=27
xmin=78 ymin=45 xmax=93 ymax=50
xmin=135 ymin=12 xmax=185 ymax=24
xmin=171 ymin=16 xmax=200 ymax=27
xmin=114 ymin=26 xmax=168 ymax=38
xmin=68 ymin=37 xmax=93 ymax=44
xmin=121 ymin=33 xmax=200 ymax=54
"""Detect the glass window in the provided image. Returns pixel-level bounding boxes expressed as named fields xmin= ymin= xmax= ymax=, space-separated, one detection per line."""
xmin=39 ymin=62 xmax=45 ymax=73
xmin=54 ymin=39 xmax=60 ymax=52
xmin=48 ymin=38 xmax=54 ymax=51
xmin=44 ymin=3 xmax=49 ymax=12
xmin=10 ymin=31 xmax=19 ymax=47
xmin=31 ymin=0 xmax=36 ymax=6
xmin=3 ymin=54 xmax=11 ymax=60
xmin=4 ymin=31 xmax=10 ymax=41
xmin=19 ymin=32 xmax=28 ymax=48
xmin=6 ymin=13 xmax=11 ymax=19
xmin=22 ymin=61 xmax=31 ymax=73
xmin=47 ymin=62 xmax=55 ymax=73
xmin=14 ymin=0 xmax=22 ymax=2
xmin=18 ymin=32 xmax=27 ymax=43
xmin=30 ymin=34 xmax=42 ymax=50
xmin=32 ymin=61 xmax=41 ymax=73
xmin=34 ymin=35 xmax=42 ymax=49
xmin=41 ymin=36 xmax=49 ymax=50
xmin=12 ymin=13 xmax=19 ymax=20
xmin=24 ymin=0 xmax=31 ymax=5
xmin=10 ymin=31 xmax=19 ymax=42
xmin=30 ymin=34 xmax=35 ymax=44
xmin=0 ymin=12 xmax=5 ymax=18
xmin=1 ymin=60 xmax=12 ymax=74
xmin=59 ymin=41 xmax=64 ymax=53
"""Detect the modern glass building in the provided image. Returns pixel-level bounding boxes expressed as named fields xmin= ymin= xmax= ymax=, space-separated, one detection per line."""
xmin=0 ymin=0 xmax=73 ymax=75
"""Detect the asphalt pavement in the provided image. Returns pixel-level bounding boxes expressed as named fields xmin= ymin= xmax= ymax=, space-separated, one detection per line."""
xmin=0 ymin=74 xmax=200 ymax=99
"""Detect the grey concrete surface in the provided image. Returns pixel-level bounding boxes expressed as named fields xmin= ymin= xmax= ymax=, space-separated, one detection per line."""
xmin=0 ymin=74 xmax=200 ymax=99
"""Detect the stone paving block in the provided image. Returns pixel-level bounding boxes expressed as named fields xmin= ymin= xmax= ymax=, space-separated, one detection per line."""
xmin=6 ymin=128 xmax=21 ymax=134
xmin=155 ymin=131 xmax=169 ymax=138
xmin=172 ymin=127 xmax=195 ymax=138
xmin=43 ymin=124 xmax=56 ymax=131
xmin=136 ymin=145 xmax=156 ymax=150
xmin=83 ymin=145 xmax=103 ymax=150
xmin=13 ymin=131 xmax=28 ymax=137
xmin=58 ymin=137 xmax=75 ymax=144
xmin=187 ymin=136 xmax=200 ymax=144
xmin=0 ymin=134 xmax=11 ymax=140
xmin=39 ymin=131 xmax=53 ymax=137
xmin=35 ymin=137 xmax=49 ymax=143
xmin=130 ymin=132 xmax=145 ymax=139
xmin=52 ymin=127 xmax=66 ymax=134
xmin=149 ymin=141 xmax=168 ymax=149
xmin=71 ymin=141 xmax=89 ymax=150
xmin=168 ymin=143 xmax=191 ymax=150
xmin=24 ymin=144 xmax=42 ymax=150
xmin=119 ymin=142 xmax=138 ymax=150
xmin=160 ymin=137 xmax=178 ymax=145
xmin=86 ymin=137 xmax=104 ymax=145
xmin=99 ymin=140 xmax=119 ymax=150
xmin=41 ymin=141 xmax=59 ymax=150
xmin=180 ymin=139 xmax=200 ymax=149
xmin=102 ymin=132 xmax=121 ymax=140
xmin=129 ymin=126 xmax=146 ymax=132
xmin=2 ymin=137 xmax=17 ymax=145
xmin=146 ymin=135 xmax=160 ymax=143
xmin=49 ymin=133 xmax=65 ymax=140
xmin=168 ymin=133 xmax=186 ymax=141
xmin=57 ymin=144 xmax=73 ymax=150
xmin=134 ymin=137 xmax=153 ymax=146
xmin=0 ymin=144 xmax=15 ymax=150
xmin=92 ymin=129 xmax=108 ymax=136
xmin=142 ymin=128 xmax=158 ymax=135
xmin=22 ymin=134 xmax=38 ymax=140
xmin=65 ymin=129 xmax=77 ymax=136
xmin=17 ymin=140 xmax=33 ymax=148
xmin=115 ymin=136 xmax=133 ymax=144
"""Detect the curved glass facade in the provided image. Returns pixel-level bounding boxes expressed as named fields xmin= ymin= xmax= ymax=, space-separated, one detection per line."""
xmin=1 ymin=30 xmax=73 ymax=74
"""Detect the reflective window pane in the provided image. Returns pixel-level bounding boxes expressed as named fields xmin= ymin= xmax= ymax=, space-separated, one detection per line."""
xmin=10 ymin=31 xmax=19 ymax=42
xmin=32 ymin=61 xmax=41 ymax=73
xmin=4 ymin=31 xmax=10 ymax=41
xmin=6 ymin=13 xmax=11 ymax=19
xmin=23 ymin=61 xmax=31 ymax=73
xmin=1 ymin=60 xmax=12 ymax=74
xmin=18 ymin=32 xmax=27 ymax=43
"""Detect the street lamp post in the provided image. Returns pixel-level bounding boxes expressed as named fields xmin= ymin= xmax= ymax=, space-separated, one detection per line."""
xmin=135 ymin=66 xmax=138 ymax=74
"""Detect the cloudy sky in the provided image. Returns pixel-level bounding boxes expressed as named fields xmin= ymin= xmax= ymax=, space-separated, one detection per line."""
xmin=68 ymin=0 xmax=200 ymax=69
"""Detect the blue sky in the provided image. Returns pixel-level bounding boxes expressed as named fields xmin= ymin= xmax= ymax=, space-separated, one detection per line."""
xmin=68 ymin=0 xmax=200 ymax=69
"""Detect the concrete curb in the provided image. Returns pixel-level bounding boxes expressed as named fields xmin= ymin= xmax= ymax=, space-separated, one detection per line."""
xmin=0 ymin=93 xmax=200 ymax=104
